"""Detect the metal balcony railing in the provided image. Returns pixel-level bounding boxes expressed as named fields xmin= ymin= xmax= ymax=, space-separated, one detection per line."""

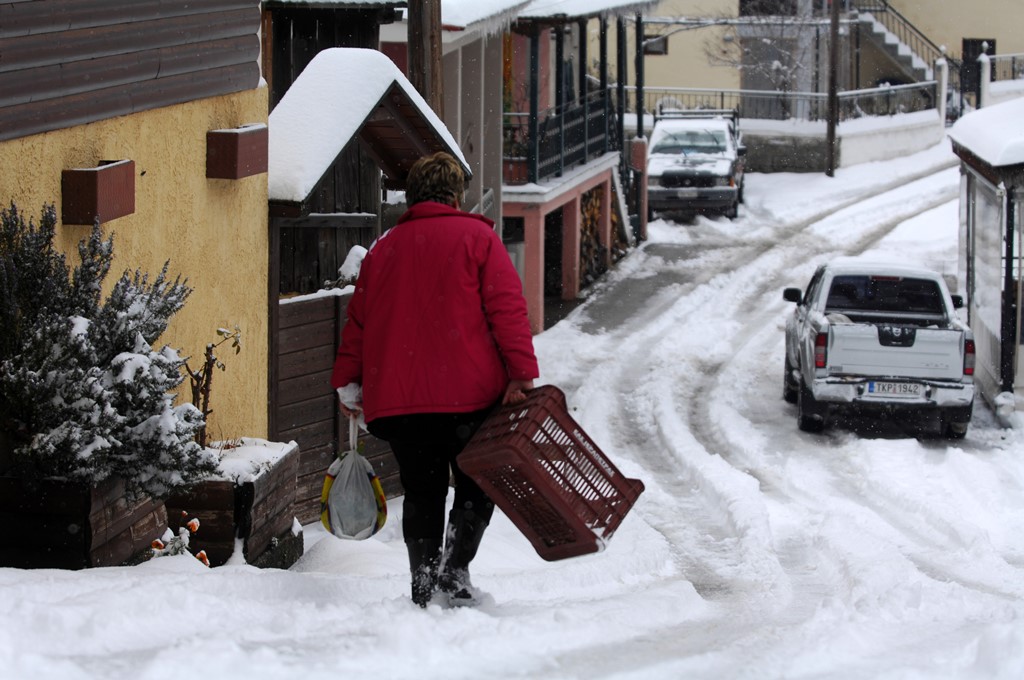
xmin=503 ymin=88 xmax=615 ymax=185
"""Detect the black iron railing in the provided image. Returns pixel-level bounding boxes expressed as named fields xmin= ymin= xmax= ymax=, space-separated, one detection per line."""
xmin=503 ymin=89 xmax=614 ymax=185
xmin=991 ymin=53 xmax=1024 ymax=82
xmin=633 ymin=82 xmax=937 ymax=123
xmin=852 ymin=1 xmax=962 ymax=105
xmin=852 ymin=2 xmax=954 ymax=70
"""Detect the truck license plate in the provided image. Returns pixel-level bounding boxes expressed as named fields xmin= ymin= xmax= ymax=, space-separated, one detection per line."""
xmin=867 ymin=381 xmax=922 ymax=397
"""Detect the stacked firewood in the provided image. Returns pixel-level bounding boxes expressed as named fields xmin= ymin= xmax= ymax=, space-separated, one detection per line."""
xmin=579 ymin=188 xmax=609 ymax=287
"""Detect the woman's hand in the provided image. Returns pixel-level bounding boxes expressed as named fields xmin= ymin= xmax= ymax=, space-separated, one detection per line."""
xmin=339 ymin=402 xmax=362 ymax=419
xmin=336 ymin=383 xmax=363 ymax=419
xmin=502 ymin=379 xmax=535 ymax=405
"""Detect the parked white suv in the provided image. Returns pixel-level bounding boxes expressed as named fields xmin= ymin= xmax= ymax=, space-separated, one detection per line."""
xmin=647 ymin=109 xmax=746 ymax=219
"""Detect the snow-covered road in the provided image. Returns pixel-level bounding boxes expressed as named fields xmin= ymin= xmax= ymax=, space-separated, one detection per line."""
xmin=4 ymin=142 xmax=1024 ymax=680
xmin=534 ymin=144 xmax=1024 ymax=678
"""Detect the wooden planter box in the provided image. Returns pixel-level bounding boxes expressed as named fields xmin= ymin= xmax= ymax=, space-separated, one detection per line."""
xmin=166 ymin=440 xmax=302 ymax=569
xmin=503 ymin=157 xmax=529 ymax=185
xmin=0 ymin=475 xmax=167 ymax=569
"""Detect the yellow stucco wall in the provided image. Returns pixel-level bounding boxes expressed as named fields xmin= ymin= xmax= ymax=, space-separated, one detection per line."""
xmin=642 ymin=0 xmax=740 ymax=89
xmin=889 ymin=0 xmax=1024 ymax=58
xmin=0 ymin=86 xmax=270 ymax=442
xmin=591 ymin=0 xmax=740 ymax=90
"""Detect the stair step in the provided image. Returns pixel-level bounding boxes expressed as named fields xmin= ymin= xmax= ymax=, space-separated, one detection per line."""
xmin=856 ymin=12 xmax=933 ymax=81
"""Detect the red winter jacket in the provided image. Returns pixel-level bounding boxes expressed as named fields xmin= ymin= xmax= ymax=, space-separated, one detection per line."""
xmin=331 ymin=201 xmax=539 ymax=423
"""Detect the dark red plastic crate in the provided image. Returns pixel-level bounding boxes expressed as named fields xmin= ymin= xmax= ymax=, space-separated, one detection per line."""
xmin=458 ymin=385 xmax=645 ymax=561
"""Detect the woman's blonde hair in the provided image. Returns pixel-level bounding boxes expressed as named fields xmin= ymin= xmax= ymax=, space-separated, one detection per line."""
xmin=405 ymin=152 xmax=465 ymax=207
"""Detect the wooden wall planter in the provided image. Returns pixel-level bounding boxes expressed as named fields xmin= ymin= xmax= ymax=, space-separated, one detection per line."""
xmin=0 ymin=475 xmax=166 ymax=569
xmin=207 ymin=124 xmax=268 ymax=180
xmin=165 ymin=440 xmax=302 ymax=569
xmin=503 ymin=158 xmax=529 ymax=185
xmin=61 ymin=159 xmax=136 ymax=225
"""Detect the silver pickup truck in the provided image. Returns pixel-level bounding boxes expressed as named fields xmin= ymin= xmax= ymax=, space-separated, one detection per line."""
xmin=782 ymin=259 xmax=975 ymax=438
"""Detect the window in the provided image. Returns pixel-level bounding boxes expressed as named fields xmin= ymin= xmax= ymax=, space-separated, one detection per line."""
xmin=739 ymin=0 xmax=797 ymax=16
xmin=644 ymin=35 xmax=668 ymax=56
xmin=825 ymin=276 xmax=944 ymax=315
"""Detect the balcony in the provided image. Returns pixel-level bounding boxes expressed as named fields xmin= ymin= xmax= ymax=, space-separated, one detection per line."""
xmin=503 ymin=88 xmax=617 ymax=186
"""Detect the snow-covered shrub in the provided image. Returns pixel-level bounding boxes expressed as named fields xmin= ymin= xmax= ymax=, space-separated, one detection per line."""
xmin=0 ymin=202 xmax=217 ymax=499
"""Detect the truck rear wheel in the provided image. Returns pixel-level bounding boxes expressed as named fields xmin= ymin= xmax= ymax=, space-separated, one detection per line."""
xmin=797 ymin=381 xmax=826 ymax=432
xmin=941 ymin=416 xmax=969 ymax=440
xmin=783 ymin=356 xmax=798 ymax=404
xmin=940 ymin=406 xmax=972 ymax=440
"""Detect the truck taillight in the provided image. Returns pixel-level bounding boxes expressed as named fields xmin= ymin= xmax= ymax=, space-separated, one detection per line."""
xmin=814 ymin=333 xmax=827 ymax=369
xmin=964 ymin=338 xmax=975 ymax=376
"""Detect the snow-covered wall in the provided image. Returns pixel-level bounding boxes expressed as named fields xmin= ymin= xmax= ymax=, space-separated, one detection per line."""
xmin=736 ymin=109 xmax=944 ymax=172
xmin=838 ymin=109 xmax=946 ymax=167
xmin=985 ymin=79 xmax=1024 ymax=108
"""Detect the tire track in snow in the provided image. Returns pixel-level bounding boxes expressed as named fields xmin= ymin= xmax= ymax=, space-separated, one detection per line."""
xmin=527 ymin=159 xmax=972 ymax=675
xmin=684 ymin=172 xmax=1024 ymax=609
xmin=554 ymin=165 xmax=960 ymax=609
xmin=635 ymin=170 xmax=959 ymax=610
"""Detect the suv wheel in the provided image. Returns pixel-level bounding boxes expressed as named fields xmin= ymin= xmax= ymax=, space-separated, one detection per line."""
xmin=783 ymin=355 xmax=798 ymax=404
xmin=797 ymin=380 xmax=826 ymax=433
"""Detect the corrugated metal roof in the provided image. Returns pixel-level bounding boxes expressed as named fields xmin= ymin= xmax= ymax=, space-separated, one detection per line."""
xmin=442 ymin=0 xmax=532 ymax=31
xmin=517 ymin=0 xmax=659 ymax=21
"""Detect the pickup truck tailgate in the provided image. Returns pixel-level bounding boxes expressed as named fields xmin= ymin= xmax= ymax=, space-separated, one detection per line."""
xmin=827 ymin=324 xmax=963 ymax=380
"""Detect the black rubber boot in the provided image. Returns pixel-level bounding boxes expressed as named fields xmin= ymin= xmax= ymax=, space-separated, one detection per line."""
xmin=406 ymin=538 xmax=442 ymax=608
xmin=438 ymin=509 xmax=489 ymax=606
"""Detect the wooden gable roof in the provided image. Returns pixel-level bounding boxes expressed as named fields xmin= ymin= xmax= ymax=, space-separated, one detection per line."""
xmin=268 ymin=48 xmax=469 ymax=208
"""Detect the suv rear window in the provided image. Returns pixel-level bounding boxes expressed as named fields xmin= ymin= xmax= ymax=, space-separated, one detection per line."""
xmin=825 ymin=275 xmax=944 ymax=314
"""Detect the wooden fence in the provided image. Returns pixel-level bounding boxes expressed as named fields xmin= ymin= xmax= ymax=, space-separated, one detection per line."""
xmin=269 ymin=293 xmax=401 ymax=525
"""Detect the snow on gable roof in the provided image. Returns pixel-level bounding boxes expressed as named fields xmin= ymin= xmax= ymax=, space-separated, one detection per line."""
xmin=948 ymin=97 xmax=1024 ymax=169
xmin=443 ymin=0 xmax=532 ymax=32
xmin=268 ymin=48 xmax=467 ymax=203
xmin=518 ymin=0 xmax=659 ymax=21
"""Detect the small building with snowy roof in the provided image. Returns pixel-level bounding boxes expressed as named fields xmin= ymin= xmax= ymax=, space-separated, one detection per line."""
xmin=268 ymin=47 xmax=469 ymax=294
xmin=948 ymin=96 xmax=1024 ymax=419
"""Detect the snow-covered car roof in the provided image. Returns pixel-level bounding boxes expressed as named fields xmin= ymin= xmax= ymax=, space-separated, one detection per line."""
xmin=820 ymin=258 xmax=947 ymax=281
xmin=649 ymin=116 xmax=737 ymax=152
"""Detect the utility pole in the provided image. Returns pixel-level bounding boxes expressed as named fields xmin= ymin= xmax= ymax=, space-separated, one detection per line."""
xmin=407 ymin=0 xmax=444 ymax=118
xmin=825 ymin=0 xmax=840 ymax=177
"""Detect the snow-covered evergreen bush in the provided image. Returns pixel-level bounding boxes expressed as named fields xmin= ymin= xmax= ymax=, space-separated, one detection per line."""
xmin=0 ymin=202 xmax=217 ymax=499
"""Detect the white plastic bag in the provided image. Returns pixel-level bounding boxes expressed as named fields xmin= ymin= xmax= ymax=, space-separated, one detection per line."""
xmin=320 ymin=420 xmax=386 ymax=540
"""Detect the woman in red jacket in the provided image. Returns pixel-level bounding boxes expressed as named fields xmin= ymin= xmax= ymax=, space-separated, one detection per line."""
xmin=332 ymin=152 xmax=539 ymax=608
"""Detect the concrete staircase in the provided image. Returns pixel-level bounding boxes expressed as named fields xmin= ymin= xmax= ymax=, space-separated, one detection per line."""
xmin=855 ymin=11 xmax=933 ymax=84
